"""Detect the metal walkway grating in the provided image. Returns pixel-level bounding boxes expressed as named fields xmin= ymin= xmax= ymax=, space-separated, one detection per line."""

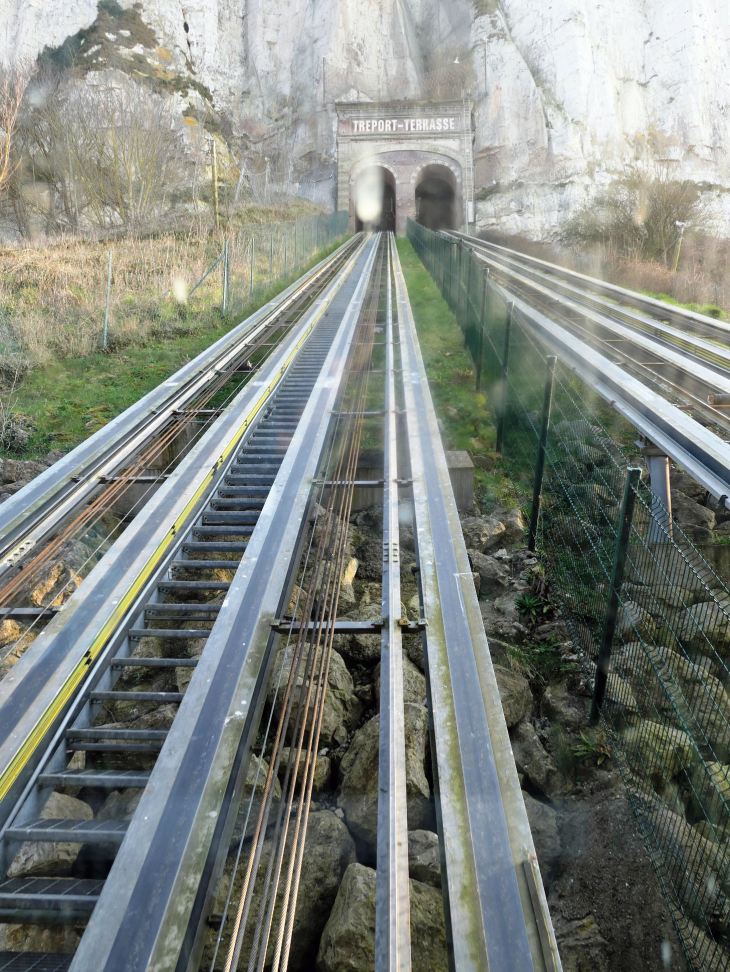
xmin=0 ymin=956 xmax=73 ymax=971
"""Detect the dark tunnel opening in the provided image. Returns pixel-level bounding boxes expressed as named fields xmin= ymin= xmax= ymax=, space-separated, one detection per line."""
xmin=415 ymin=171 xmax=456 ymax=231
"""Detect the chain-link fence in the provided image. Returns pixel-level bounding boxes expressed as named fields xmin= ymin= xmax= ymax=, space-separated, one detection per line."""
xmin=196 ymin=211 xmax=349 ymax=319
xmin=409 ymin=217 xmax=730 ymax=971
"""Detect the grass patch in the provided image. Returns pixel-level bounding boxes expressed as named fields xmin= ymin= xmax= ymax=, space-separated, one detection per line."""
xmin=395 ymin=238 xmax=518 ymax=513
xmin=4 ymin=236 xmax=349 ymax=458
xmin=638 ymin=290 xmax=727 ymax=320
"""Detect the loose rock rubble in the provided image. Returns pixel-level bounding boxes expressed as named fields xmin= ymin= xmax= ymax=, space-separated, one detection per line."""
xmin=0 ymin=456 xmax=695 ymax=968
xmin=458 ymin=501 xmax=685 ymax=971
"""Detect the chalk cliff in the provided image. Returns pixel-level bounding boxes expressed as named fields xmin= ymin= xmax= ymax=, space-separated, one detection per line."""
xmin=2 ymin=0 xmax=729 ymax=236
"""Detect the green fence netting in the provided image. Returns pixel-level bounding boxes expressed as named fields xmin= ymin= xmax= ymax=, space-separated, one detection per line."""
xmin=408 ymin=218 xmax=730 ymax=971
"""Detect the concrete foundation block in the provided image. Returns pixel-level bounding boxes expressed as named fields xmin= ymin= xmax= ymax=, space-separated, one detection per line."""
xmin=444 ymin=450 xmax=474 ymax=512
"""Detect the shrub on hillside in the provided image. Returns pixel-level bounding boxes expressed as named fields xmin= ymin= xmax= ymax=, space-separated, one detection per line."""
xmin=563 ymin=166 xmax=710 ymax=266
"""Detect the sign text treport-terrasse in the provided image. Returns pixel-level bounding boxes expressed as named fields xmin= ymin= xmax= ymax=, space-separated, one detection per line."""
xmin=351 ymin=117 xmax=457 ymax=135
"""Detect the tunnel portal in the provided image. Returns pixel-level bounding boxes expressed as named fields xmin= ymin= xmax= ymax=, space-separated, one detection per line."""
xmin=336 ymin=101 xmax=471 ymax=234
xmin=415 ymin=165 xmax=457 ymax=231
xmin=354 ymin=166 xmax=397 ymax=232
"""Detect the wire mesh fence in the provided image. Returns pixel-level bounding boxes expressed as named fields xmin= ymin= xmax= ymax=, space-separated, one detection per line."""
xmin=222 ymin=211 xmax=349 ymax=318
xmin=408 ymin=217 xmax=730 ymax=971
xmin=187 ymin=211 xmax=349 ymax=320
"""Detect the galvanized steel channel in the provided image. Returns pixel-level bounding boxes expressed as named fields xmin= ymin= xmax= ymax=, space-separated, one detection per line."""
xmin=375 ymin=234 xmax=411 ymax=971
xmin=393 ymin=240 xmax=560 ymax=972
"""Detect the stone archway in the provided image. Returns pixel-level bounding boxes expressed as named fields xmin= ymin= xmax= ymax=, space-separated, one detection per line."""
xmin=337 ymin=102 xmax=471 ymax=234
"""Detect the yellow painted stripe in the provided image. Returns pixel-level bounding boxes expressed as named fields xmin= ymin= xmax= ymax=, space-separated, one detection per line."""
xmin=0 ymin=238 xmax=365 ymax=804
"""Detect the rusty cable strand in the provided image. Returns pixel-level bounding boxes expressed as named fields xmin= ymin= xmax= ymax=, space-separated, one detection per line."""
xmin=224 ymin=239 xmax=383 ymax=971
xmin=250 ymin=339 xmax=373 ymax=972
xmin=222 ymin=252 xmax=378 ymax=971
xmin=248 ymin=242 xmax=382 ymax=972
xmin=222 ymin=439 xmax=352 ymax=972
xmin=272 ymin=242 xmax=383 ymax=972
xmin=224 ymin=405 xmax=358 ymax=972
xmin=0 ymin=248 xmax=354 ymax=615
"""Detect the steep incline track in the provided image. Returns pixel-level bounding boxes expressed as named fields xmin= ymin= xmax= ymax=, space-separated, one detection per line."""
xmin=452 ymin=231 xmax=730 ymax=434
xmin=0 ymin=233 xmax=560 ymax=972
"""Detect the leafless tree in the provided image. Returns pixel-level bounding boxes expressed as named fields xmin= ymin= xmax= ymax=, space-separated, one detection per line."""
xmin=62 ymin=77 xmax=191 ymax=229
xmin=0 ymin=65 xmax=32 ymax=196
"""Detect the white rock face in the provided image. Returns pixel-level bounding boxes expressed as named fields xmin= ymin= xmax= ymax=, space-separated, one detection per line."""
xmin=2 ymin=0 xmax=729 ymax=237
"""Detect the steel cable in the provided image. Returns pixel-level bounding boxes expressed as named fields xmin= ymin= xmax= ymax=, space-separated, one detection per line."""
xmin=222 ymin=235 xmax=384 ymax=971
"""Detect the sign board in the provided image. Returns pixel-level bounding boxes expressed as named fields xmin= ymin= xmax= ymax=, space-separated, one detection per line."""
xmin=351 ymin=117 xmax=457 ymax=135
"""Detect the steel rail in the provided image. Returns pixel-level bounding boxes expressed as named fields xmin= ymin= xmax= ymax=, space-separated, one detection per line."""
xmin=64 ymin=235 xmax=380 ymax=972
xmin=393 ymin=241 xmax=560 ymax=971
xmin=462 ymin=247 xmax=730 ymax=434
xmin=490 ymin=279 xmax=730 ymax=509
xmin=452 ymin=231 xmax=730 ymax=341
xmin=375 ymin=233 xmax=411 ymax=971
xmin=0 ymin=236 xmax=371 ymax=825
xmin=0 ymin=235 xmax=360 ymax=576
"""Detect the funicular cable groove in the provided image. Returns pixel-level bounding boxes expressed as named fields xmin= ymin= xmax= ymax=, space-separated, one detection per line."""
xmin=221 ymin=237 xmax=385 ymax=972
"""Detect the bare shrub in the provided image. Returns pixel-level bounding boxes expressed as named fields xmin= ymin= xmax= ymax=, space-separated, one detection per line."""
xmin=8 ymin=69 xmax=79 ymax=236
xmin=8 ymin=74 xmax=193 ymax=235
xmin=64 ymin=77 xmax=191 ymax=229
xmin=0 ymin=65 xmax=32 ymax=196
xmin=564 ymin=166 xmax=710 ymax=266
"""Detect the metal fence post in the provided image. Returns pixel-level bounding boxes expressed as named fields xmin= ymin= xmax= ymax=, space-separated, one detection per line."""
xmin=495 ymin=299 xmax=513 ymax=454
xmin=464 ymin=251 xmax=473 ymax=345
xmin=294 ymin=223 xmax=297 ymax=268
xmin=269 ymin=234 xmax=273 ymax=285
xmin=527 ymin=355 xmax=557 ymax=552
xmin=284 ymin=234 xmax=288 ymax=278
xmin=221 ymin=239 xmax=229 ymax=315
xmin=448 ymin=241 xmax=454 ymax=310
xmin=250 ymin=236 xmax=255 ymax=299
xmin=102 ymin=248 xmax=112 ymax=349
xmin=590 ymin=466 xmax=642 ymax=724
xmin=475 ymin=269 xmax=488 ymax=391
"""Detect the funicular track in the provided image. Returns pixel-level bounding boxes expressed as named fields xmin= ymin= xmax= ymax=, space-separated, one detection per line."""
xmin=0 ymin=234 xmax=361 ymax=607
xmin=451 ymin=231 xmax=730 ymax=436
xmin=0 ymin=233 xmax=560 ymax=972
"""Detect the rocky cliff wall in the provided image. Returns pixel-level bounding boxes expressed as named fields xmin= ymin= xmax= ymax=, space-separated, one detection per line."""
xmin=2 ymin=0 xmax=730 ymax=237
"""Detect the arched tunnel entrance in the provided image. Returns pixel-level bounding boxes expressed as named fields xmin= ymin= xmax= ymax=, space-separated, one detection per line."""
xmin=415 ymin=164 xmax=457 ymax=231
xmin=354 ymin=166 xmax=396 ymax=232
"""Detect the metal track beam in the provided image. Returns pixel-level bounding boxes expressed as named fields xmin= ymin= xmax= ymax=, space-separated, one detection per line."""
xmin=0 ymin=237 xmax=359 ymax=573
xmin=375 ymin=234 xmax=411 ymax=971
xmin=0 ymin=238 xmax=369 ymax=821
xmin=67 ymin=236 xmax=381 ymax=972
xmin=393 ymin=242 xmax=561 ymax=972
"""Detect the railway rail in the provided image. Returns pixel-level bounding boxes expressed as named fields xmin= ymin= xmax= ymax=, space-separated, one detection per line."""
xmin=450 ymin=231 xmax=730 ymax=434
xmin=437 ymin=229 xmax=730 ymax=512
xmin=0 ymin=233 xmax=559 ymax=971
